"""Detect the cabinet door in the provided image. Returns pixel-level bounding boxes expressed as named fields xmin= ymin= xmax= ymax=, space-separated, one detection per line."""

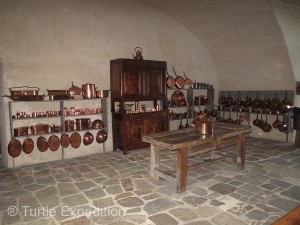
xmin=150 ymin=117 xmax=168 ymax=134
xmin=146 ymin=68 xmax=165 ymax=98
xmin=122 ymin=68 xmax=144 ymax=97
xmin=124 ymin=118 xmax=148 ymax=149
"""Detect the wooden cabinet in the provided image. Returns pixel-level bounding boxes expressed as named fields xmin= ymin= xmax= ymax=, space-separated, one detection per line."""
xmin=110 ymin=58 xmax=169 ymax=154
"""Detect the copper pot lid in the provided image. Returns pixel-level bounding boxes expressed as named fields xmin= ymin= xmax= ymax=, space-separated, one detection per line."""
xmin=23 ymin=138 xmax=34 ymax=154
xmin=83 ymin=131 xmax=94 ymax=146
xmin=48 ymin=135 xmax=60 ymax=151
xmin=96 ymin=130 xmax=107 ymax=144
xmin=70 ymin=132 xmax=81 ymax=148
xmin=60 ymin=133 xmax=70 ymax=148
xmin=8 ymin=139 xmax=22 ymax=158
xmin=37 ymin=136 xmax=48 ymax=152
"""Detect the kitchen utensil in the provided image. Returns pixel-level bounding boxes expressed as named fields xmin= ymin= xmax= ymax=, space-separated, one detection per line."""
xmin=23 ymin=138 xmax=34 ymax=154
xmin=91 ymin=119 xmax=104 ymax=129
xmin=166 ymin=70 xmax=175 ymax=88
xmin=95 ymin=90 xmax=110 ymax=98
xmin=183 ymin=71 xmax=193 ymax=88
xmin=65 ymin=120 xmax=75 ymax=132
xmin=279 ymin=91 xmax=293 ymax=114
xmin=9 ymin=86 xmax=40 ymax=96
xmin=82 ymin=83 xmax=96 ymax=99
xmin=48 ymin=135 xmax=60 ymax=151
xmin=269 ymin=91 xmax=280 ymax=113
xmin=37 ymin=136 xmax=48 ymax=152
xmin=76 ymin=118 xmax=91 ymax=130
xmin=178 ymin=118 xmax=184 ymax=129
xmin=262 ymin=114 xmax=272 ymax=132
xmin=171 ymin=90 xmax=186 ymax=107
xmin=83 ymin=131 xmax=94 ymax=145
xmin=96 ymin=130 xmax=107 ymax=143
xmin=259 ymin=91 xmax=270 ymax=111
xmin=195 ymin=118 xmax=213 ymax=135
xmin=253 ymin=112 xmax=260 ymax=127
xmin=172 ymin=67 xmax=185 ymax=89
xmin=252 ymin=91 xmax=261 ymax=109
xmin=14 ymin=126 xmax=29 ymax=137
xmin=272 ymin=113 xmax=281 ymax=129
xmin=68 ymin=82 xmax=82 ymax=96
xmin=218 ymin=91 xmax=227 ymax=106
xmin=184 ymin=118 xmax=189 ymax=128
xmin=47 ymin=89 xmax=69 ymax=95
xmin=8 ymin=139 xmax=22 ymax=157
xmin=226 ymin=92 xmax=233 ymax=107
xmin=132 ymin=47 xmax=143 ymax=60
xmin=60 ymin=133 xmax=70 ymax=148
xmin=31 ymin=123 xmax=49 ymax=135
xmin=3 ymin=95 xmax=45 ymax=101
xmin=242 ymin=91 xmax=252 ymax=108
xmin=70 ymin=132 xmax=81 ymax=148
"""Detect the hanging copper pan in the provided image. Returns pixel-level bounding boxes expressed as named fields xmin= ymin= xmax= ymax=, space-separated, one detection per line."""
xmin=183 ymin=71 xmax=193 ymax=88
xmin=48 ymin=135 xmax=60 ymax=151
xmin=166 ymin=70 xmax=175 ymax=88
xmin=37 ymin=136 xmax=48 ymax=152
xmin=60 ymin=133 xmax=70 ymax=148
xmin=83 ymin=131 xmax=94 ymax=146
xmin=70 ymin=132 xmax=81 ymax=148
xmin=23 ymin=138 xmax=34 ymax=154
xmin=172 ymin=67 xmax=185 ymax=89
xmin=91 ymin=119 xmax=104 ymax=129
xmin=8 ymin=139 xmax=22 ymax=157
xmin=96 ymin=130 xmax=107 ymax=144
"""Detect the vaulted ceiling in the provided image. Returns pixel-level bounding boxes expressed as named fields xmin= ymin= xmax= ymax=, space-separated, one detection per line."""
xmin=135 ymin=0 xmax=295 ymax=90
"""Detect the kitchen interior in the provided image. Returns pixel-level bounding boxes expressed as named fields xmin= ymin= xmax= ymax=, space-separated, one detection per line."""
xmin=0 ymin=0 xmax=300 ymax=224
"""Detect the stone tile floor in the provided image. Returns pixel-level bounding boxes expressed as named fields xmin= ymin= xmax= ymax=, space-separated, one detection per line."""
xmin=0 ymin=137 xmax=300 ymax=225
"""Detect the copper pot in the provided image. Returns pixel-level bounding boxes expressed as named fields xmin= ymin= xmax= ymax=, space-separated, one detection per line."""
xmin=14 ymin=126 xmax=29 ymax=137
xmin=76 ymin=118 xmax=91 ymax=130
xmin=83 ymin=131 xmax=94 ymax=145
xmin=195 ymin=119 xmax=213 ymax=135
xmin=31 ymin=123 xmax=49 ymax=135
xmin=65 ymin=120 xmax=75 ymax=132
xmin=96 ymin=130 xmax=107 ymax=143
xmin=95 ymin=90 xmax=109 ymax=98
xmin=82 ymin=83 xmax=96 ymax=99
xmin=68 ymin=82 xmax=82 ymax=96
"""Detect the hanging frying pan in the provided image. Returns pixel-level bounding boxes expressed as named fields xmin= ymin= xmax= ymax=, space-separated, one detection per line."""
xmin=48 ymin=135 xmax=60 ymax=151
xmin=83 ymin=131 xmax=94 ymax=146
xmin=172 ymin=67 xmax=185 ymax=89
xmin=23 ymin=137 xmax=34 ymax=154
xmin=96 ymin=130 xmax=108 ymax=144
xmin=60 ymin=133 xmax=70 ymax=148
xmin=166 ymin=70 xmax=175 ymax=88
xmin=8 ymin=139 xmax=22 ymax=157
xmin=183 ymin=71 xmax=193 ymax=88
xmin=37 ymin=136 xmax=48 ymax=152
xmin=70 ymin=132 xmax=81 ymax=148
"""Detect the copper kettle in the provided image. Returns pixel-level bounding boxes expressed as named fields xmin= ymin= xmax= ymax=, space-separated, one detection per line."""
xmin=132 ymin=47 xmax=143 ymax=60
xmin=82 ymin=83 xmax=96 ymax=99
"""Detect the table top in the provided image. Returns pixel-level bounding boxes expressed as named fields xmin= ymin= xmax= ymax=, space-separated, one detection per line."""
xmin=142 ymin=122 xmax=252 ymax=150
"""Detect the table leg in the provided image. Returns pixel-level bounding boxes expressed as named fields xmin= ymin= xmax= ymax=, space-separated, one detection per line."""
xmin=237 ymin=134 xmax=245 ymax=170
xmin=150 ymin=144 xmax=160 ymax=180
xmin=176 ymin=147 xmax=188 ymax=193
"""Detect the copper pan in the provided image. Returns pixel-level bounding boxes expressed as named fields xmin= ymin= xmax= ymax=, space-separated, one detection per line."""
xmin=8 ymin=139 xmax=22 ymax=157
xmin=166 ymin=70 xmax=175 ymax=88
xmin=83 ymin=131 xmax=94 ymax=146
xmin=183 ymin=71 xmax=193 ymax=88
xmin=23 ymin=138 xmax=34 ymax=154
xmin=48 ymin=135 xmax=60 ymax=151
xmin=96 ymin=130 xmax=107 ymax=144
xmin=92 ymin=119 xmax=104 ymax=129
xmin=37 ymin=136 xmax=48 ymax=152
xmin=171 ymin=90 xmax=185 ymax=107
xmin=60 ymin=133 xmax=70 ymax=148
xmin=172 ymin=67 xmax=185 ymax=89
xmin=70 ymin=132 xmax=81 ymax=148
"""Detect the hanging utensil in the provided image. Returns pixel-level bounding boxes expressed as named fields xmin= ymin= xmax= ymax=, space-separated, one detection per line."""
xmin=70 ymin=132 xmax=81 ymax=148
xmin=60 ymin=133 xmax=70 ymax=148
xmin=178 ymin=118 xmax=184 ymax=129
xmin=183 ymin=71 xmax=193 ymax=88
xmin=252 ymin=91 xmax=261 ymax=109
xmin=172 ymin=67 xmax=185 ymax=89
xmin=259 ymin=91 xmax=270 ymax=111
xmin=243 ymin=91 xmax=252 ymax=108
xmin=37 ymin=136 xmax=48 ymax=152
xmin=269 ymin=91 xmax=280 ymax=113
xmin=83 ymin=131 xmax=94 ymax=146
xmin=272 ymin=113 xmax=281 ymax=129
xmin=253 ymin=112 xmax=260 ymax=127
xmin=48 ymin=135 xmax=60 ymax=151
xmin=218 ymin=91 xmax=227 ymax=106
xmin=96 ymin=130 xmax=107 ymax=143
xmin=23 ymin=137 xmax=34 ymax=154
xmin=226 ymin=92 xmax=233 ymax=107
xmin=262 ymin=113 xmax=272 ymax=132
xmin=166 ymin=70 xmax=176 ymax=88
xmin=8 ymin=139 xmax=22 ymax=158
xmin=279 ymin=91 xmax=293 ymax=114
xmin=184 ymin=118 xmax=189 ymax=128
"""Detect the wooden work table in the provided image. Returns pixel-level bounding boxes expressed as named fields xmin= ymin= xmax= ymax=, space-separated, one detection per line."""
xmin=142 ymin=122 xmax=252 ymax=193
